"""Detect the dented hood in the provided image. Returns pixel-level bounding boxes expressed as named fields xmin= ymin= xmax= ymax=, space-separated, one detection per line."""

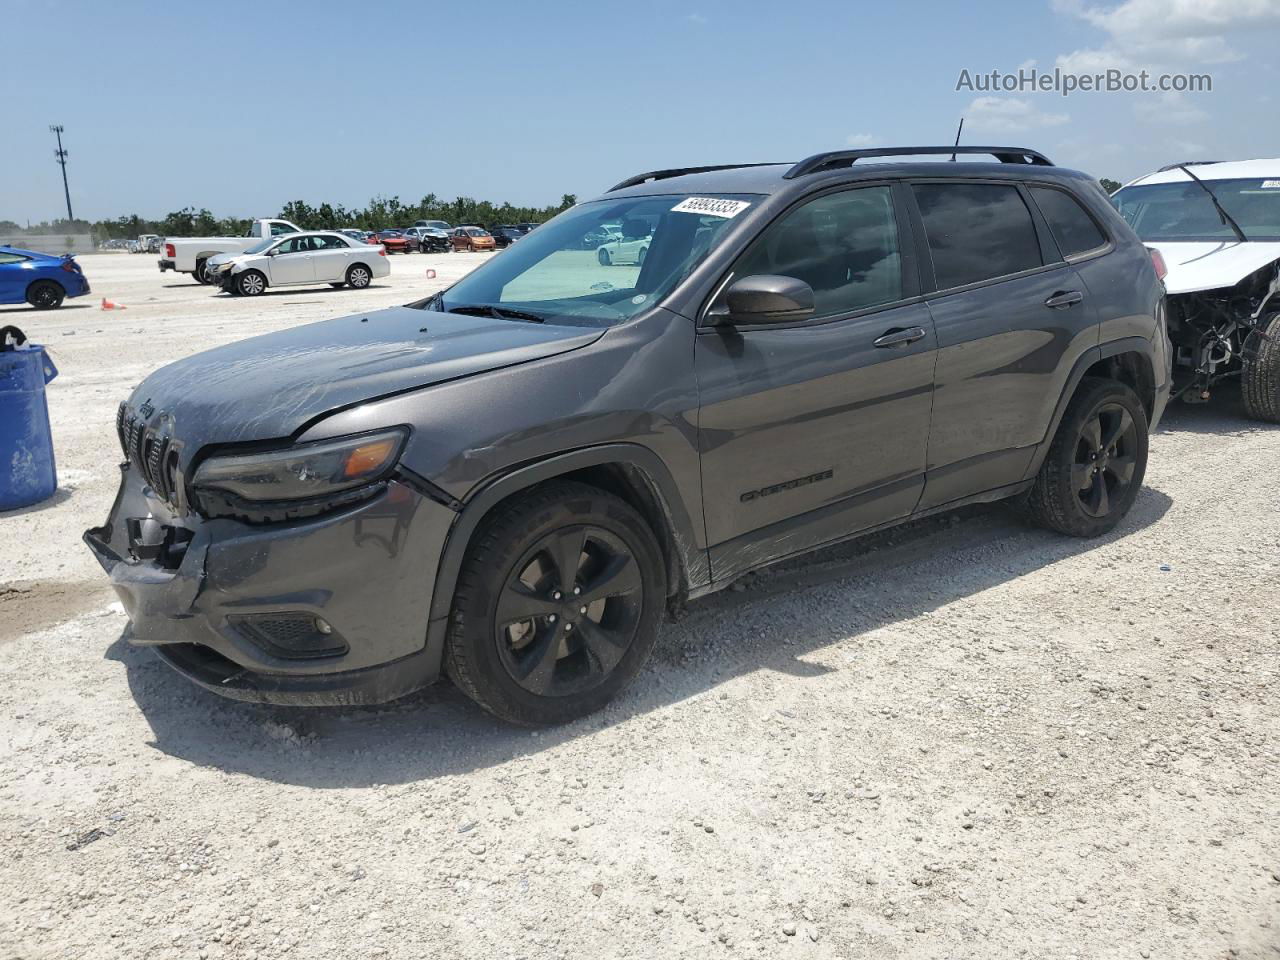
xmin=1147 ymin=240 xmax=1280 ymax=295
xmin=125 ymin=306 xmax=604 ymax=466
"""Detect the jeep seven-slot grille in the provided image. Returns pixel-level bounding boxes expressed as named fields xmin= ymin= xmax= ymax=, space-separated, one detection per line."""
xmin=117 ymin=402 xmax=175 ymax=503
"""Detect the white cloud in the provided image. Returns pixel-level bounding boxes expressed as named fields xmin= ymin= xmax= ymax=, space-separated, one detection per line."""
xmin=1133 ymin=91 xmax=1209 ymax=125
xmin=686 ymin=12 xmax=708 ymax=24
xmin=845 ymin=133 xmax=876 ymax=147
xmin=964 ymin=97 xmax=1070 ymax=132
xmin=1055 ymin=0 xmax=1280 ymax=70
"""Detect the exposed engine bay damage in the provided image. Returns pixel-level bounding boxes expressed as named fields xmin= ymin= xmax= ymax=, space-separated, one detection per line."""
xmin=1166 ymin=260 xmax=1280 ymax=418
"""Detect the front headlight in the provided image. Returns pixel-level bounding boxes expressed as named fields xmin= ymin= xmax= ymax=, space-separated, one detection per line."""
xmin=191 ymin=428 xmax=407 ymax=503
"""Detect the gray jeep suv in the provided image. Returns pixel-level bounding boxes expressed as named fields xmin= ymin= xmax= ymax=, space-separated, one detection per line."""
xmin=86 ymin=146 xmax=1171 ymax=724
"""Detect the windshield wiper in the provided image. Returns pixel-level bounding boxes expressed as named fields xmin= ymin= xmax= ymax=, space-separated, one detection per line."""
xmin=1178 ymin=164 xmax=1248 ymax=243
xmin=445 ymin=303 xmax=546 ymax=323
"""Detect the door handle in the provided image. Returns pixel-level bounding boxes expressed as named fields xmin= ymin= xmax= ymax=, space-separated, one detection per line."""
xmin=1044 ymin=290 xmax=1084 ymax=309
xmin=873 ymin=326 xmax=927 ymax=348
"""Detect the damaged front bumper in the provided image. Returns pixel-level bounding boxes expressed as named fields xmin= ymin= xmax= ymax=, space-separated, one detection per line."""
xmin=85 ymin=462 xmax=455 ymax=705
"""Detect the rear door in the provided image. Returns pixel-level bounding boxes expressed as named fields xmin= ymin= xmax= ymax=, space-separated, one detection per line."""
xmin=908 ymin=180 xmax=1099 ymax=509
xmin=312 ymin=234 xmax=353 ymax=281
xmin=695 ymin=183 xmax=937 ymax=580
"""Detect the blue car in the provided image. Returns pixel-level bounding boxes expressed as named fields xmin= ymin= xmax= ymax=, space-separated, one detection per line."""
xmin=0 ymin=245 xmax=91 ymax=310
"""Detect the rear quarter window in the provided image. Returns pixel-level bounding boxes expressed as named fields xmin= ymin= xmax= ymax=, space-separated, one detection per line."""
xmin=1029 ymin=186 xmax=1108 ymax=258
xmin=912 ymin=183 xmax=1043 ymax=290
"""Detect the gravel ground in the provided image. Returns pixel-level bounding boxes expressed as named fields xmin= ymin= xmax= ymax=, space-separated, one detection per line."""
xmin=2 ymin=255 xmax=1278 ymax=959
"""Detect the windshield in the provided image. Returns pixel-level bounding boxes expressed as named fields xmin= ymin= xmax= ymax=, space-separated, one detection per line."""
xmin=243 ymin=237 xmax=276 ymax=255
xmin=438 ymin=193 xmax=755 ymax=324
xmin=1113 ymin=178 xmax=1280 ymax=242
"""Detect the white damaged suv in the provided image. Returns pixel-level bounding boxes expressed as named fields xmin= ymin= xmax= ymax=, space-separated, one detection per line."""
xmin=1112 ymin=159 xmax=1280 ymax=421
xmin=207 ymin=231 xmax=390 ymax=296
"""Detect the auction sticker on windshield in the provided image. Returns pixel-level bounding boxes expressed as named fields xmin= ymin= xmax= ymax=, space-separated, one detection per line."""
xmin=671 ymin=197 xmax=752 ymax=218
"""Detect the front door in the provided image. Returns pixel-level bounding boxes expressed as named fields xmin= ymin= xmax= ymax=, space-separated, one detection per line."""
xmin=268 ymin=236 xmax=316 ymax=286
xmin=695 ymin=184 xmax=937 ymax=581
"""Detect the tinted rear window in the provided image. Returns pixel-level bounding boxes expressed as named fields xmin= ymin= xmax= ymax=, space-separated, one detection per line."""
xmin=1030 ymin=186 xmax=1107 ymax=258
xmin=913 ymin=183 xmax=1042 ymax=289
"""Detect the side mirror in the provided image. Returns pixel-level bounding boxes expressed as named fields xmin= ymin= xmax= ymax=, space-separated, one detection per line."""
xmin=708 ymin=275 xmax=815 ymax=326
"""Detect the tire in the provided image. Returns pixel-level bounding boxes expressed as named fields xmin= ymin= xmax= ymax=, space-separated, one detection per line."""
xmin=1242 ymin=312 xmax=1280 ymax=423
xmin=236 ymin=270 xmax=267 ymax=297
xmin=346 ymin=264 xmax=372 ymax=289
xmin=637 ymin=246 xmax=648 ymax=266
xmin=597 ymin=248 xmax=611 ymax=266
xmin=26 ymin=280 xmax=65 ymax=310
xmin=444 ymin=481 xmax=666 ymax=725
xmin=193 ymin=259 xmax=210 ymax=284
xmin=1027 ymin=376 xmax=1149 ymax=537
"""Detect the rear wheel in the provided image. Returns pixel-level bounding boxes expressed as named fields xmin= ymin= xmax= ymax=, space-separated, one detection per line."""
xmin=1242 ymin=312 xmax=1280 ymax=423
xmin=26 ymin=280 xmax=65 ymax=310
xmin=193 ymin=258 xmax=210 ymax=284
xmin=236 ymin=270 xmax=267 ymax=297
xmin=346 ymin=263 xmax=372 ymax=289
xmin=1027 ymin=377 xmax=1148 ymax=537
xmin=444 ymin=481 xmax=666 ymax=725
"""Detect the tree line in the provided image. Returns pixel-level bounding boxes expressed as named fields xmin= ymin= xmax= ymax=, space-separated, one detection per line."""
xmin=1 ymin=192 xmax=579 ymax=241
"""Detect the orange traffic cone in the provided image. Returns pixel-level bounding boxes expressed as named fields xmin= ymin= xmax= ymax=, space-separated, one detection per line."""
xmin=101 ymin=297 xmax=126 ymax=310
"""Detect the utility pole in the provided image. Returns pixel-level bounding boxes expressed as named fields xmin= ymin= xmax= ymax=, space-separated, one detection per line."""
xmin=49 ymin=125 xmax=74 ymax=222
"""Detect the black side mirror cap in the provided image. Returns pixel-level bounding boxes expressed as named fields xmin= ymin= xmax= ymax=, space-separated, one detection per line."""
xmin=709 ymin=274 xmax=816 ymax=326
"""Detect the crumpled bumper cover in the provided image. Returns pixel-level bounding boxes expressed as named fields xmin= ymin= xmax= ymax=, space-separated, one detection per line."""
xmin=85 ymin=463 xmax=455 ymax=705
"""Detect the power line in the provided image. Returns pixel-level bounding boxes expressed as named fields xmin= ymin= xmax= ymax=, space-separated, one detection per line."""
xmin=49 ymin=124 xmax=74 ymax=221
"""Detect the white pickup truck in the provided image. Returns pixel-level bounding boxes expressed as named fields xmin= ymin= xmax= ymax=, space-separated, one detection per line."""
xmin=158 ymin=219 xmax=301 ymax=283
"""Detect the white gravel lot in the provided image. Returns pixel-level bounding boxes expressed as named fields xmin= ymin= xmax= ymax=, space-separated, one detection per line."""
xmin=1 ymin=254 xmax=1278 ymax=960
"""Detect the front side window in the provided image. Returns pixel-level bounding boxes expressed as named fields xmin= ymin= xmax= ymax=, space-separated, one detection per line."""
xmin=913 ymin=183 xmax=1043 ymax=290
xmin=1112 ymin=178 xmax=1280 ymax=242
xmin=1030 ymin=186 xmax=1107 ymax=258
xmin=730 ymin=186 xmax=903 ymax=318
xmin=270 ymin=222 xmax=297 ymax=236
xmin=438 ymin=193 xmax=755 ymax=325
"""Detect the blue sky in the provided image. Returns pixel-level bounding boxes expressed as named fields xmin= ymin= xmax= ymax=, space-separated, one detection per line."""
xmin=5 ymin=0 xmax=1279 ymax=224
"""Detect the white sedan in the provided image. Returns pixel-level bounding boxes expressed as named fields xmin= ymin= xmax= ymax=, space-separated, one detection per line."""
xmin=207 ymin=231 xmax=390 ymax=296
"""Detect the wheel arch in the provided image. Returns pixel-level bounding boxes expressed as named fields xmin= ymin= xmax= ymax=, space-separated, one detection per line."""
xmin=26 ymin=276 xmax=66 ymax=300
xmin=423 ymin=443 xmax=707 ymax=664
xmin=1023 ymin=337 xmax=1157 ymax=481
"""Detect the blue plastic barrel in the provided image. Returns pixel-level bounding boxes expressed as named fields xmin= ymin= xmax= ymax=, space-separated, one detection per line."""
xmin=0 ymin=326 xmax=59 ymax=511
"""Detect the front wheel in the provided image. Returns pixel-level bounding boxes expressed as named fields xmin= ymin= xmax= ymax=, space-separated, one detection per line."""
xmin=26 ymin=280 xmax=65 ymax=310
xmin=193 ymin=259 xmax=211 ymax=284
xmin=1027 ymin=377 xmax=1149 ymax=537
xmin=236 ymin=270 xmax=267 ymax=297
xmin=1242 ymin=312 xmax=1280 ymax=423
xmin=346 ymin=263 xmax=372 ymax=289
xmin=444 ymin=481 xmax=666 ymax=725
xmin=597 ymin=247 xmax=611 ymax=266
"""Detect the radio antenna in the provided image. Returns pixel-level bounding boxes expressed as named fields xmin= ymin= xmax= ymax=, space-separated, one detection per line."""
xmin=950 ymin=118 xmax=964 ymax=161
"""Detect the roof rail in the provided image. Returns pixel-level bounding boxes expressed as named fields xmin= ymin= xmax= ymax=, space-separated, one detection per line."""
xmin=1156 ymin=160 xmax=1225 ymax=172
xmin=609 ymin=163 xmax=781 ymax=192
xmin=783 ymin=146 xmax=1054 ymax=179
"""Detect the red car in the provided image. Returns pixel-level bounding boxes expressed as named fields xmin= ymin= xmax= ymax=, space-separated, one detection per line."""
xmin=372 ymin=230 xmax=415 ymax=254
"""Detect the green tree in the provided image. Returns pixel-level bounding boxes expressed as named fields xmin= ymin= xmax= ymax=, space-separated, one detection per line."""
xmin=1099 ymin=178 xmax=1121 ymax=195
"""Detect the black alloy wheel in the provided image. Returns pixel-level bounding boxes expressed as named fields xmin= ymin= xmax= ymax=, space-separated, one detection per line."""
xmin=495 ymin=525 xmax=644 ymax=697
xmin=1072 ymin=402 xmax=1139 ymax=519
